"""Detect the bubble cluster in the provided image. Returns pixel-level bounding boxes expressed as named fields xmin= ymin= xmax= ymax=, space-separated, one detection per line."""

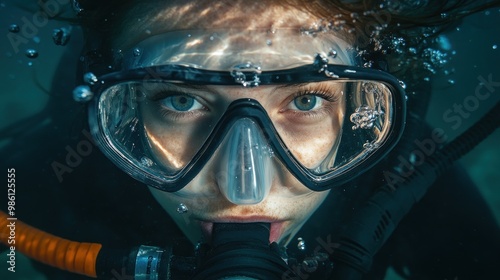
xmin=421 ymin=48 xmax=449 ymax=74
xmin=384 ymin=0 xmax=429 ymax=14
xmin=141 ymin=156 xmax=153 ymax=167
xmin=230 ymin=62 xmax=262 ymax=87
xmin=363 ymin=141 xmax=380 ymax=152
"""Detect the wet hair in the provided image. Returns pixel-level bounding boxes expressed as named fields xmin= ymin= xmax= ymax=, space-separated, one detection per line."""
xmin=72 ymin=0 xmax=500 ymax=81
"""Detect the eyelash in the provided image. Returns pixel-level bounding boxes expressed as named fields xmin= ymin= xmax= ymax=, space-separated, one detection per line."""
xmin=147 ymin=90 xmax=208 ymax=120
xmin=291 ymin=85 xmax=341 ymax=103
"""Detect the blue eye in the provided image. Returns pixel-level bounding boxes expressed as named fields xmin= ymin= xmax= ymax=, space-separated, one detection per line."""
xmin=160 ymin=95 xmax=203 ymax=112
xmin=291 ymin=95 xmax=321 ymax=111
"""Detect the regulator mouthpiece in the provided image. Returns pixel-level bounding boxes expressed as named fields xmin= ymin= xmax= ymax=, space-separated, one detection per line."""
xmin=218 ymin=118 xmax=274 ymax=205
xmin=193 ymin=222 xmax=293 ymax=279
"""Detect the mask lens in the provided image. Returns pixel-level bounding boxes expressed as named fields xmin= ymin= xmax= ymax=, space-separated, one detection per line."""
xmin=93 ymin=78 xmax=397 ymax=190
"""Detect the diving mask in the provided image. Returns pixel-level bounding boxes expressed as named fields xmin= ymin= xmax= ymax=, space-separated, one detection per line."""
xmin=83 ymin=29 xmax=406 ymax=202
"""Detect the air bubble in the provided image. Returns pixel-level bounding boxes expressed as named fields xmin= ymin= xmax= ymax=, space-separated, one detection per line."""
xmin=72 ymin=85 xmax=94 ymax=102
xmin=25 ymin=49 xmax=38 ymax=59
xmin=297 ymin=237 xmax=306 ymax=251
xmin=8 ymin=24 xmax=19 ymax=33
xmin=83 ymin=72 xmax=98 ymax=85
xmin=52 ymin=27 xmax=71 ymax=46
xmin=133 ymin=48 xmax=142 ymax=56
xmin=328 ymin=49 xmax=338 ymax=58
xmin=176 ymin=203 xmax=188 ymax=214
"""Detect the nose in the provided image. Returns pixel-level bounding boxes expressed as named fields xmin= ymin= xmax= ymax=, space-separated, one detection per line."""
xmin=216 ymin=118 xmax=274 ymax=205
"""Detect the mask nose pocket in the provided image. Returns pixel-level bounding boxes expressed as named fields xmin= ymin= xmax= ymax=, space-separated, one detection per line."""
xmin=216 ymin=118 xmax=274 ymax=205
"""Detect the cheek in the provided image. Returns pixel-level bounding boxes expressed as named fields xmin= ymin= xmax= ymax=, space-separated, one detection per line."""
xmin=276 ymin=115 xmax=344 ymax=169
xmin=288 ymin=122 xmax=339 ymax=168
xmin=140 ymin=102 xmax=212 ymax=171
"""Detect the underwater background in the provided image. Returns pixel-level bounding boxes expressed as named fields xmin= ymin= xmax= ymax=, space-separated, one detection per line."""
xmin=0 ymin=1 xmax=498 ymax=279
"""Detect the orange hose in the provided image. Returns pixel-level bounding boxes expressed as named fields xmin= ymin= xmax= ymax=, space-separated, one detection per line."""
xmin=0 ymin=211 xmax=102 ymax=278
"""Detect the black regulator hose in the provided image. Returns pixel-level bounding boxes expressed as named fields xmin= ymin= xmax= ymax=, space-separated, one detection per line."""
xmin=328 ymin=101 xmax=500 ymax=279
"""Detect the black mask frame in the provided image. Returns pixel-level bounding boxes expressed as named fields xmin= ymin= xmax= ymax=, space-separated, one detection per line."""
xmin=87 ymin=63 xmax=406 ymax=192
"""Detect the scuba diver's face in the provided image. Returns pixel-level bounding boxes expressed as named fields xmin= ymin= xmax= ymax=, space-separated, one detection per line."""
xmin=146 ymin=82 xmax=345 ymax=245
xmin=113 ymin=0 xmax=351 ymax=245
xmin=89 ymin=0 xmax=405 ymax=247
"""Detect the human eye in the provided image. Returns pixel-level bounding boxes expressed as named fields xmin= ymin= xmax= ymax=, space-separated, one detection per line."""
xmin=144 ymin=84 xmax=208 ymax=120
xmin=285 ymin=84 xmax=342 ymax=114
xmin=288 ymin=94 xmax=325 ymax=111
xmin=160 ymin=94 xmax=204 ymax=112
